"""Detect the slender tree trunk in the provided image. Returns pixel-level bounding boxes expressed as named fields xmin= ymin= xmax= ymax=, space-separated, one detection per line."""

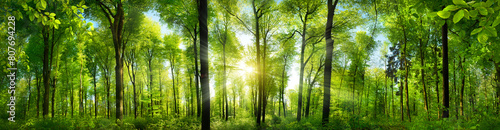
xmin=27 ymin=76 xmax=32 ymax=116
xmin=42 ymin=27 xmax=51 ymax=118
xmin=193 ymin=32 xmax=201 ymax=118
xmin=70 ymin=77 xmax=74 ymax=117
xmin=37 ymin=74 xmax=41 ymax=118
xmin=94 ymin=67 xmax=98 ymax=118
xmin=400 ymin=79 xmax=404 ymax=121
xmin=223 ymin=44 xmax=228 ymax=121
xmin=434 ymin=42 xmax=440 ymax=119
xmin=323 ymin=0 xmax=337 ymax=121
xmin=353 ymin=67 xmax=357 ymax=115
xmin=441 ymin=21 xmax=450 ymax=118
xmin=253 ymin=1 xmax=263 ymax=125
xmin=420 ymin=39 xmax=429 ymax=120
xmin=198 ymin=0 xmax=210 ymax=128
xmin=149 ymin=57 xmax=154 ymax=117
xmin=297 ymin=15 xmax=308 ymax=122
xmin=460 ymin=57 xmax=465 ymax=116
xmin=79 ymin=59 xmax=84 ymax=117
xmin=170 ymin=58 xmax=178 ymax=116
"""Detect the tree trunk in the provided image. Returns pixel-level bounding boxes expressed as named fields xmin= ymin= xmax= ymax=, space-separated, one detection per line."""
xmin=400 ymin=79 xmax=404 ymax=121
xmin=297 ymin=14 xmax=308 ymax=122
xmin=223 ymin=44 xmax=228 ymax=121
xmin=79 ymin=58 xmax=84 ymax=117
xmin=171 ymin=58 xmax=178 ymax=116
xmin=97 ymin=1 xmax=126 ymax=120
xmin=441 ymin=21 xmax=450 ymax=118
xmin=420 ymin=38 xmax=429 ymax=120
xmin=494 ymin=61 xmax=500 ymax=115
xmin=42 ymin=27 xmax=51 ymax=118
xmin=149 ymin=57 xmax=154 ymax=117
xmin=37 ymin=73 xmax=41 ymax=118
xmin=281 ymin=56 xmax=288 ymax=117
xmin=193 ymin=31 xmax=201 ymax=118
xmin=434 ymin=42 xmax=440 ymax=119
xmin=94 ymin=66 xmax=98 ymax=118
xmin=198 ymin=0 xmax=210 ymax=128
xmin=460 ymin=57 xmax=465 ymax=116
xmin=252 ymin=0 xmax=263 ymax=125
xmin=323 ymin=0 xmax=336 ymax=119
xmin=27 ymin=75 xmax=32 ymax=116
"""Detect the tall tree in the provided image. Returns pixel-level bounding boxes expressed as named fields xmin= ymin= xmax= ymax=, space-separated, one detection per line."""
xmin=282 ymin=0 xmax=324 ymax=121
xmin=198 ymin=0 xmax=210 ymax=129
xmin=90 ymin=0 xmax=148 ymax=121
xmin=323 ymin=0 xmax=339 ymax=124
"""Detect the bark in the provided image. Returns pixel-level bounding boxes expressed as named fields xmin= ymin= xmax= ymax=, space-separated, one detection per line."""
xmin=400 ymin=79 xmax=404 ymax=121
xmin=97 ymin=0 xmax=125 ymax=120
xmin=125 ymin=50 xmax=137 ymax=119
xmin=403 ymin=26 xmax=411 ymax=122
xmin=252 ymin=0 xmax=263 ymax=125
xmin=148 ymin=51 xmax=154 ymax=117
xmin=442 ymin=21 xmax=450 ymax=118
xmin=297 ymin=13 xmax=308 ymax=122
xmin=434 ymin=41 xmax=440 ymax=119
xmin=460 ymin=57 xmax=465 ymax=116
xmin=79 ymin=58 xmax=84 ymax=117
xmin=27 ymin=75 xmax=32 ymax=116
xmin=42 ymin=27 xmax=50 ymax=118
xmin=37 ymin=73 xmax=41 ymax=118
xmin=93 ymin=64 xmax=98 ymax=118
xmin=281 ymin=56 xmax=288 ymax=117
xmin=494 ymin=61 xmax=500 ymax=115
xmin=170 ymin=58 xmax=178 ymax=116
xmin=198 ymin=0 xmax=210 ymax=129
xmin=193 ymin=29 xmax=201 ymax=118
xmin=420 ymin=38 xmax=429 ymax=120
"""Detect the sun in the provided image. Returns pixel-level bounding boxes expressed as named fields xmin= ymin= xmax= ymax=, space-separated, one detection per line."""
xmin=237 ymin=61 xmax=254 ymax=74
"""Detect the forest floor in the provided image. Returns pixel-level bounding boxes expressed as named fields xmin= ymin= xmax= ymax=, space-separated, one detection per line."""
xmin=3 ymin=112 xmax=500 ymax=129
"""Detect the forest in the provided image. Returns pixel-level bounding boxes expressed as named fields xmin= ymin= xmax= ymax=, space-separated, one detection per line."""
xmin=1 ymin=0 xmax=500 ymax=129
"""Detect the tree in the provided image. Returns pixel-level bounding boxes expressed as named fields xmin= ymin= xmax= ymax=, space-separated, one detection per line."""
xmin=164 ymin=34 xmax=181 ymax=116
xmin=89 ymin=0 xmax=148 ymax=121
xmin=156 ymin=0 xmax=202 ymax=117
xmin=323 ymin=0 xmax=339 ymax=125
xmin=21 ymin=0 xmax=85 ymax=118
xmin=198 ymin=0 xmax=210 ymax=129
xmin=281 ymin=0 xmax=324 ymax=121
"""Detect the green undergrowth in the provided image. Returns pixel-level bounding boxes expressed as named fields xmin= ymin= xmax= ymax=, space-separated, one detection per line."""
xmin=1 ymin=113 xmax=499 ymax=129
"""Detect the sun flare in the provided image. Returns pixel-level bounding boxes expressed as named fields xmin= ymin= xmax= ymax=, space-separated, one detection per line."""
xmin=238 ymin=61 xmax=254 ymax=74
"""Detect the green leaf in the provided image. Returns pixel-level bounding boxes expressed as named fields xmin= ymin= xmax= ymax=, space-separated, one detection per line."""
xmin=39 ymin=0 xmax=47 ymax=10
xmin=484 ymin=26 xmax=497 ymax=37
xmin=54 ymin=19 xmax=61 ymax=25
xmin=478 ymin=31 xmax=488 ymax=43
xmin=437 ymin=11 xmax=451 ymax=19
xmin=453 ymin=0 xmax=467 ymax=6
xmin=487 ymin=8 xmax=494 ymax=14
xmin=470 ymin=10 xmax=478 ymax=17
xmin=478 ymin=7 xmax=488 ymax=15
xmin=444 ymin=5 xmax=459 ymax=11
xmin=463 ymin=9 xmax=470 ymax=19
xmin=471 ymin=28 xmax=482 ymax=35
xmin=429 ymin=12 xmax=438 ymax=17
xmin=49 ymin=13 xmax=56 ymax=17
xmin=485 ymin=0 xmax=494 ymax=7
xmin=29 ymin=13 xmax=34 ymax=21
xmin=453 ymin=10 xmax=465 ymax=23
xmin=493 ymin=16 xmax=500 ymax=27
